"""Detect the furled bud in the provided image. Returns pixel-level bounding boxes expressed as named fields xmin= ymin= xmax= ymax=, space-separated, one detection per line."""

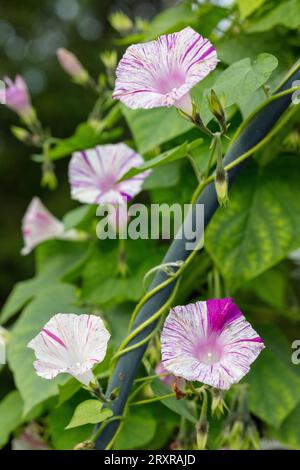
xmin=208 ymin=89 xmax=227 ymax=134
xmin=211 ymin=388 xmax=227 ymax=417
xmin=56 ymin=48 xmax=89 ymax=84
xmin=215 ymin=166 xmax=229 ymax=207
xmin=196 ymin=420 xmax=209 ymax=450
xmin=11 ymin=126 xmax=32 ymax=143
xmin=109 ymin=11 xmax=133 ymax=35
xmin=100 ymin=51 xmax=117 ymax=71
xmin=41 ymin=162 xmax=57 ymax=190
xmin=74 ymin=440 xmax=94 ymax=450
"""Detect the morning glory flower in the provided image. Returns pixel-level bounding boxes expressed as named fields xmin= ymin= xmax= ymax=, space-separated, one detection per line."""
xmin=113 ymin=27 xmax=218 ymax=116
xmin=161 ymin=298 xmax=264 ymax=390
xmin=28 ymin=313 xmax=110 ymax=387
xmin=12 ymin=422 xmax=49 ymax=451
xmin=3 ymin=75 xmax=35 ymax=122
xmin=69 ymin=143 xmax=149 ymax=205
xmin=21 ymin=197 xmax=77 ymax=255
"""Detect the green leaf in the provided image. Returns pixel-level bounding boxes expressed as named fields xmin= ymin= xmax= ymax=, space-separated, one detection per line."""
xmin=248 ymin=0 xmax=300 ymax=32
xmin=114 ymin=408 xmax=157 ymax=450
xmin=205 ymin=157 xmax=300 ymax=289
xmin=151 ymin=379 xmax=197 ymax=424
xmin=143 ymin=3 xmax=196 ymax=39
xmin=217 ymin=31 xmax=293 ymax=71
xmin=237 ymin=0 xmax=266 ymax=19
xmin=1 ymin=242 xmax=90 ymax=324
xmin=7 ymin=284 xmax=84 ymax=416
xmin=81 ymin=240 xmax=166 ymax=307
xmin=58 ymin=379 xmax=81 ymax=407
xmin=271 ymin=403 xmax=300 ymax=449
xmin=247 ymin=326 xmax=300 ymax=428
xmin=143 ymin=161 xmax=181 ymax=190
xmin=0 ymin=279 xmax=60 ymax=325
xmin=120 ymin=142 xmax=190 ymax=181
xmin=211 ymin=53 xmax=278 ymax=108
xmin=0 ymin=391 xmax=23 ymax=448
xmin=66 ymin=400 xmax=113 ymax=429
xmin=48 ymin=397 xmax=93 ymax=449
xmin=122 ymin=106 xmax=193 ymax=154
xmin=63 ymin=205 xmax=94 ymax=230
xmin=48 ymin=121 xmax=122 ymax=160
xmin=243 ymin=266 xmax=288 ymax=311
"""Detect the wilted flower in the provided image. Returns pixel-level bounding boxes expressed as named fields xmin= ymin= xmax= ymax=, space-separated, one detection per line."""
xmin=56 ymin=48 xmax=89 ymax=84
xmin=28 ymin=313 xmax=110 ymax=387
xmin=21 ymin=197 xmax=77 ymax=255
xmin=113 ymin=27 xmax=218 ymax=117
xmin=155 ymin=361 xmax=186 ymax=399
xmin=161 ymin=298 xmax=264 ymax=390
xmin=69 ymin=143 xmax=149 ymax=205
xmin=155 ymin=361 xmax=175 ymax=387
xmin=12 ymin=422 xmax=49 ymax=451
xmin=3 ymin=76 xmax=35 ymax=122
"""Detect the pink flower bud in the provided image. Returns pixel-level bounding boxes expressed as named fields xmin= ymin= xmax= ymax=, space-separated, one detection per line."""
xmin=4 ymin=75 xmax=33 ymax=120
xmin=56 ymin=48 xmax=89 ymax=83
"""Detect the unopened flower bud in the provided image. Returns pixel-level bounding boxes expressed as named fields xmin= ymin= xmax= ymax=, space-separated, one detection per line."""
xmin=41 ymin=162 xmax=57 ymax=190
xmin=74 ymin=440 xmax=94 ymax=450
xmin=135 ymin=17 xmax=149 ymax=33
xmin=211 ymin=389 xmax=227 ymax=417
xmin=56 ymin=48 xmax=89 ymax=84
xmin=196 ymin=420 xmax=209 ymax=450
xmin=215 ymin=167 xmax=229 ymax=207
xmin=11 ymin=126 xmax=31 ymax=143
xmin=100 ymin=51 xmax=117 ymax=71
xmin=4 ymin=75 xmax=36 ymax=124
xmin=208 ymin=89 xmax=227 ymax=134
xmin=109 ymin=11 xmax=133 ymax=34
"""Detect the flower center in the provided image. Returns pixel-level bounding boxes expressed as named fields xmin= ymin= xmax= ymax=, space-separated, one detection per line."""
xmin=156 ymin=70 xmax=185 ymax=95
xmin=194 ymin=335 xmax=223 ymax=365
xmin=200 ymin=350 xmax=222 ymax=365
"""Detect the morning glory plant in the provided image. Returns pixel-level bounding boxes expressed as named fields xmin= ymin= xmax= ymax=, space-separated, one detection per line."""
xmin=2 ymin=0 xmax=300 ymax=452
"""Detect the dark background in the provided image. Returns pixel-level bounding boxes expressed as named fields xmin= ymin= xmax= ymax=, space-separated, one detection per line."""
xmin=0 ymin=0 xmax=166 ymax=304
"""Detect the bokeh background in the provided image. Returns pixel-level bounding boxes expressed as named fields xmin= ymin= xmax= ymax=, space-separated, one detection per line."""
xmin=0 ymin=0 xmax=166 ymax=305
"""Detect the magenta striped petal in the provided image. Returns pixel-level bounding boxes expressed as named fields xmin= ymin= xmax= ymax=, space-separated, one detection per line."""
xmin=21 ymin=197 xmax=77 ymax=255
xmin=27 ymin=313 xmax=110 ymax=386
xmin=69 ymin=143 xmax=149 ymax=205
xmin=161 ymin=298 xmax=264 ymax=390
xmin=113 ymin=27 xmax=218 ymax=112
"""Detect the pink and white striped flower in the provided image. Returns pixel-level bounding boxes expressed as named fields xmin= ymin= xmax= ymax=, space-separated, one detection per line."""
xmin=161 ymin=298 xmax=264 ymax=390
xmin=21 ymin=197 xmax=77 ymax=255
xmin=4 ymin=75 xmax=34 ymax=121
xmin=69 ymin=143 xmax=148 ymax=205
xmin=12 ymin=422 xmax=49 ymax=451
xmin=113 ymin=27 xmax=218 ymax=116
xmin=28 ymin=313 xmax=110 ymax=387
